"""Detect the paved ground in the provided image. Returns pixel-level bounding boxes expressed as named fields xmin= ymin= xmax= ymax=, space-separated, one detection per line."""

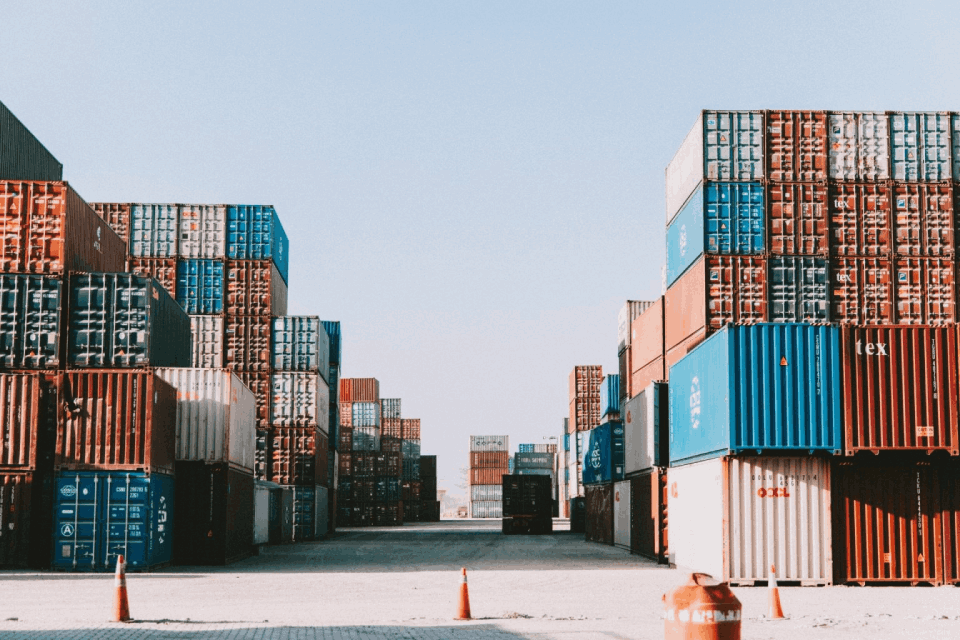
xmin=1 ymin=519 xmax=959 ymax=639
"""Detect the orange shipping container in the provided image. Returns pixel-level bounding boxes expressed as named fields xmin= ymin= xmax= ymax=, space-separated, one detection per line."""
xmin=237 ymin=372 xmax=270 ymax=426
xmin=128 ymin=257 xmax=177 ymax=301
xmin=270 ymin=427 xmax=326 ymax=486
xmin=665 ymin=328 xmax=709 ymax=380
xmin=630 ymin=297 xmax=664 ymax=374
xmin=568 ymin=366 xmax=602 ymax=402
xmin=895 ymin=258 xmax=956 ymax=324
xmin=90 ymin=202 xmax=131 ymax=247
xmin=400 ymin=418 xmax=420 ymax=440
xmin=225 ymin=316 xmax=271 ymax=371
xmin=0 ymin=373 xmax=44 ymax=469
xmin=470 ymin=451 xmax=509 ymax=468
xmin=382 ymin=418 xmax=401 ymax=438
xmin=631 ymin=357 xmax=665 ymax=395
xmin=339 ymin=378 xmax=380 ymax=404
xmin=469 ymin=467 xmax=509 ymax=485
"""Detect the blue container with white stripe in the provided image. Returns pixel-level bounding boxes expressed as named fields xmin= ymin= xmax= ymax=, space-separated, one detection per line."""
xmin=176 ymin=259 xmax=225 ymax=314
xmin=226 ymin=205 xmax=290 ymax=285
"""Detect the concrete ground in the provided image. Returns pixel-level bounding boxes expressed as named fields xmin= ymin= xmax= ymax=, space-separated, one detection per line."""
xmin=1 ymin=519 xmax=959 ymax=639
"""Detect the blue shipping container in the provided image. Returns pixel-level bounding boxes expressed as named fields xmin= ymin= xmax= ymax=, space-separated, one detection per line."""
xmin=563 ymin=433 xmax=570 ymax=451
xmin=53 ymin=471 xmax=174 ymax=571
xmin=321 ymin=321 xmax=341 ymax=367
xmin=226 ymin=205 xmax=290 ymax=285
xmin=600 ymin=374 xmax=620 ymax=416
xmin=581 ymin=421 xmax=625 ymax=485
xmin=667 ymin=324 xmax=842 ymax=467
xmin=666 ymin=182 xmax=765 ymax=287
xmin=176 ymin=259 xmax=225 ymax=314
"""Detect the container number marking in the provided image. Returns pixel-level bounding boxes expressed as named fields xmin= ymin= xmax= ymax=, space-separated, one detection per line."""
xmin=757 ymin=488 xmax=790 ymax=498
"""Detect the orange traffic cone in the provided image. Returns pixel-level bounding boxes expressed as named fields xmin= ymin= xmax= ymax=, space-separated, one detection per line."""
xmin=114 ymin=555 xmax=131 ymax=623
xmin=454 ymin=567 xmax=472 ymax=620
xmin=768 ymin=564 xmax=784 ymax=619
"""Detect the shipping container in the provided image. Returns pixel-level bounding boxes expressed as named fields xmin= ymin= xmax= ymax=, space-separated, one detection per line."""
xmin=470 ymin=501 xmax=502 ymax=518
xmin=321 ymin=320 xmax=341 ymax=367
xmin=840 ymin=326 xmax=959 ymax=455
xmin=768 ymin=183 xmax=829 ymax=255
xmin=631 ymin=469 xmax=668 ymax=563
xmin=224 ymin=315 xmax=271 ymax=371
xmin=624 ymin=382 xmax=668 ymax=475
xmin=380 ymin=398 xmax=401 ymax=420
xmin=470 ymin=435 xmax=509 ymax=452
xmin=352 ymin=402 xmax=380 ymax=428
xmin=470 ymin=451 xmax=510 ymax=468
xmin=827 ymin=112 xmax=890 ymax=181
xmin=613 ymin=479 xmax=631 ymax=551
xmin=270 ymin=427 xmax=326 ymax=486
xmin=0 ymin=471 xmax=53 ymax=568
xmin=270 ymin=316 xmax=329 ymax=377
xmin=173 ymin=461 xmax=253 ymax=565
xmin=502 ymin=474 xmax=552 ymax=518
xmin=0 ymin=275 xmax=61 ymax=369
xmin=338 ymin=378 xmax=379 ymax=404
xmin=632 ymin=356 xmax=665 ymax=397
xmin=128 ymin=258 xmax=177 ymax=301
xmin=665 ymin=110 xmax=765 ymax=223
xmin=514 ymin=452 xmax=553 ymax=468
xmin=618 ymin=300 xmax=655 ymax=353
xmin=377 ymin=476 xmax=402 ymax=502
xmin=895 ymin=258 xmax=956 ymax=324
xmin=271 ymin=372 xmax=329 ymax=432
xmin=179 ymin=204 xmax=226 ymax=259
xmin=90 ymin=203 xmax=130 ymax=247
xmin=0 ymin=373 xmax=56 ymax=470
xmin=664 ymin=254 xmax=767 ymax=352
xmin=584 ymin=483 xmax=613 ymax=545
xmin=516 ymin=443 xmax=557 ymax=454
xmin=941 ymin=463 xmax=960 ymax=585
xmin=156 ymin=368 xmax=256 ymax=471
xmin=668 ymin=456 xmax=832 ymax=585
xmin=58 ymin=370 xmax=177 ymax=474
xmin=469 ymin=468 xmax=509 ymax=486
xmin=53 ymin=471 xmax=174 ymax=571
xmin=401 ymin=418 xmax=420 ymax=440
xmin=129 ymin=204 xmax=178 ymax=258
xmin=830 ymin=183 xmax=892 ymax=257
xmin=420 ymin=455 xmax=437 ymax=478
xmin=225 ymin=260 xmax=287 ymax=317
xmin=0 ymin=181 xmax=126 ymax=274
xmin=68 ymin=273 xmax=191 ymax=368
xmin=893 ymin=183 xmax=953 ymax=257
xmin=470 ymin=484 xmax=501 ymax=502
xmin=0 ymin=100 xmax=63 ymax=181
xmin=830 ymin=257 xmax=895 ymax=324
xmin=291 ymin=485 xmax=328 ymax=541
xmin=381 ymin=418 xmax=401 ymax=439
xmin=237 ymin=371 xmax=270 ymax=425
xmin=352 ymin=426 xmax=380 ymax=452
xmin=630 ymin=299 xmax=664 ymax=377
xmin=226 ymin=205 xmax=289 ymax=285
xmin=581 ymin=421 xmax=624 ymax=485
xmin=833 ymin=459 xmax=941 ymax=585
xmin=765 ymin=110 xmax=828 ymax=183
xmin=618 ymin=347 xmax=631 ymax=402
xmin=599 ymin=375 xmax=620 ymax=417
xmin=889 ymin=112 xmax=951 ymax=182
xmin=401 ymin=457 xmax=420 ymax=481
xmin=255 ymin=429 xmax=270 ymax=481
xmin=176 ymin=259 xmax=225 ymax=314
xmin=253 ymin=481 xmax=271 ymax=544
xmin=668 ymin=324 xmax=842 ymax=466
xmin=666 ymin=182 xmax=765 ymax=286
xmin=190 ymin=315 xmax=225 ymax=368
xmin=401 ymin=439 xmax=421 ymax=461
xmin=769 ymin=256 xmax=829 ymax=322
xmin=569 ymin=366 xmax=602 ymax=401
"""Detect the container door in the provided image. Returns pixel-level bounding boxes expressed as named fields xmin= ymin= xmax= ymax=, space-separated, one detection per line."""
xmin=102 ymin=474 xmax=173 ymax=570
xmin=53 ymin=473 xmax=100 ymax=570
xmin=613 ymin=480 xmax=631 ymax=550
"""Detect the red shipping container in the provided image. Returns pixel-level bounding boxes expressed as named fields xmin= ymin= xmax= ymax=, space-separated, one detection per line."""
xmin=831 ymin=257 xmax=895 ymax=325
xmin=766 ymin=110 xmax=828 ymax=183
xmin=225 ymin=316 xmax=271 ymax=371
xmin=631 ymin=469 xmax=668 ymax=563
xmin=893 ymin=183 xmax=953 ymax=257
xmin=381 ymin=418 xmax=401 ymax=438
xmin=895 ymin=258 xmax=956 ymax=324
xmin=128 ymin=257 xmax=177 ymax=301
xmin=585 ymin=483 xmax=614 ymax=545
xmin=942 ymin=463 xmax=960 ymax=585
xmin=569 ymin=365 xmax=602 ymax=400
xmin=830 ymin=183 xmax=893 ymax=257
xmin=0 ymin=471 xmax=53 ymax=568
xmin=470 ymin=451 xmax=509 ymax=468
xmin=630 ymin=298 xmax=663 ymax=374
xmin=225 ymin=260 xmax=287 ymax=317
xmin=338 ymin=425 xmax=353 ymax=451
xmin=841 ymin=326 xmax=959 ymax=455
xmin=400 ymin=418 xmax=420 ymax=440
xmin=90 ymin=202 xmax=131 ymax=248
xmin=631 ymin=356 xmax=666 ymax=394
xmin=834 ymin=460 xmax=942 ymax=585
xmin=768 ymin=183 xmax=829 ymax=255
xmin=0 ymin=373 xmax=43 ymax=469
xmin=270 ymin=427 xmax=324 ymax=485
xmin=569 ymin=397 xmax=601 ymax=433
xmin=237 ymin=372 xmax=270 ymax=426
xmin=57 ymin=370 xmax=176 ymax=474
xmin=0 ymin=181 xmax=126 ymax=275
xmin=338 ymin=402 xmax=353 ymax=427
xmin=469 ymin=467 xmax=509 ymax=485
xmin=338 ymin=451 xmax=352 ymax=478
xmin=338 ymin=378 xmax=380 ymax=404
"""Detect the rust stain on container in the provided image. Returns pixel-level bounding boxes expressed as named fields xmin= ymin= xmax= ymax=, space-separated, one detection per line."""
xmin=895 ymin=258 xmax=956 ymax=325
xmin=830 ymin=183 xmax=892 ymax=257
xmin=768 ymin=183 xmax=829 ymax=255
xmin=831 ymin=257 xmax=895 ymax=324
xmin=224 ymin=316 xmax=271 ymax=372
xmin=766 ymin=110 xmax=828 ymax=183
xmin=128 ymin=257 xmax=177 ymax=300
xmin=225 ymin=260 xmax=287 ymax=317
xmin=338 ymin=378 xmax=379 ymax=404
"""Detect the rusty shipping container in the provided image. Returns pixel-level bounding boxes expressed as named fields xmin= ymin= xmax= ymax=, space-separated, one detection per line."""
xmin=173 ymin=461 xmax=254 ymax=565
xmin=569 ymin=365 xmax=602 ymax=399
xmin=57 ymin=370 xmax=176 ymax=474
xmin=190 ymin=315 xmax=225 ymax=368
xmin=0 ymin=372 xmax=58 ymax=470
xmin=270 ymin=427 xmax=327 ymax=486
xmin=631 ymin=469 xmax=668 ymax=563
xmin=584 ymin=483 xmax=613 ymax=545
xmin=401 ymin=418 xmax=420 ymax=440
xmin=841 ymin=326 xmax=959 ymax=455
xmin=830 ymin=183 xmax=892 ymax=257
xmin=90 ymin=203 xmax=130 ymax=247
xmin=382 ymin=418 xmax=401 ymax=438
xmin=629 ymin=297 xmax=664 ymax=375
xmin=225 ymin=316 xmax=271 ymax=372
xmin=768 ymin=183 xmax=829 ymax=255
xmin=765 ymin=110 xmax=828 ymax=183
xmin=895 ymin=258 xmax=956 ymax=324
xmin=831 ymin=258 xmax=895 ymax=325
xmin=941 ymin=463 xmax=960 ymax=585
xmin=631 ymin=356 xmax=665 ymax=395
xmin=470 ymin=451 xmax=509 ymax=468
xmin=893 ymin=183 xmax=953 ymax=257
xmin=225 ymin=260 xmax=287 ymax=317
xmin=127 ymin=257 xmax=177 ymax=300
xmin=237 ymin=371 xmax=270 ymax=426
xmin=469 ymin=467 xmax=509 ymax=486
xmin=338 ymin=378 xmax=380 ymax=404
xmin=0 ymin=471 xmax=53 ymax=568
xmin=833 ymin=459 xmax=942 ymax=585
xmin=0 ymin=181 xmax=126 ymax=274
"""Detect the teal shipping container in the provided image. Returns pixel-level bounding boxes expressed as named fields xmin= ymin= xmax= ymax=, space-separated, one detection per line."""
xmin=226 ymin=205 xmax=289 ymax=285
xmin=668 ymin=324 xmax=841 ymax=466
xmin=599 ymin=374 xmax=620 ymax=416
xmin=581 ymin=421 xmax=625 ymax=485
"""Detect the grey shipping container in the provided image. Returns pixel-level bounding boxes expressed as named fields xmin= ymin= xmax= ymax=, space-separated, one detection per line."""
xmin=67 ymin=273 xmax=191 ymax=368
xmin=130 ymin=204 xmax=179 ymax=258
xmin=0 ymin=101 xmax=62 ymax=181
xmin=270 ymin=372 xmax=329 ymax=433
xmin=271 ymin=316 xmax=330 ymax=377
xmin=0 ymin=275 xmax=62 ymax=369
xmin=190 ymin=315 xmax=225 ymax=368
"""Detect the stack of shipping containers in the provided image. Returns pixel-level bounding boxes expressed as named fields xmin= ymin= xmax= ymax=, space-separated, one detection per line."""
xmin=566 ymin=365 xmax=602 ymax=512
xmin=419 ymin=454 xmax=440 ymax=521
xmin=400 ymin=417 xmax=421 ymax=522
xmin=469 ymin=436 xmax=509 ymax=518
xmin=323 ymin=321 xmax=341 ymax=531
xmin=580 ymin=375 xmax=624 ymax=545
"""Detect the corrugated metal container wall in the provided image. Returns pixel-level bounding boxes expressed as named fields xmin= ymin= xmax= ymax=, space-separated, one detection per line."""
xmin=581 ymin=421 xmax=624 ymax=484
xmin=613 ymin=479 xmax=631 ymax=550
xmin=665 ymin=111 xmax=765 ymax=224
xmin=380 ymin=398 xmax=401 ymax=419
xmin=0 ymin=374 xmax=44 ymax=469
xmin=270 ymin=427 xmax=323 ymax=485
xmin=381 ymin=418 xmax=401 ymax=438
xmin=830 ymin=183 xmax=892 ymax=256
xmin=129 ymin=204 xmax=178 ymax=258
xmin=225 ymin=260 xmax=287 ymax=317
xmin=632 ymin=357 xmax=665 ymax=397
xmin=941 ymin=464 xmax=960 ymax=585
xmin=470 ymin=451 xmax=509 ymax=468
xmin=619 ymin=346 xmax=631 ymax=402
xmin=769 ymin=256 xmax=829 ymax=322
xmin=840 ymin=326 xmax=959 ymax=455
xmin=469 ymin=468 xmax=509 ymax=485
xmin=630 ymin=298 xmax=664 ymax=375
xmin=271 ymin=316 xmax=329 ymax=374
xmin=352 ymin=426 xmax=380 ymax=451
xmin=338 ymin=378 xmax=379 ymax=403
xmin=631 ymin=469 xmax=668 ymax=563
xmin=90 ymin=203 xmax=130 ymax=247
xmin=271 ymin=372 xmax=329 ymax=433
xmin=176 ymin=259 xmax=225 ymax=314
xmin=893 ymin=183 xmax=953 ymax=257
xmin=67 ymin=273 xmax=191 ymax=368
xmin=768 ymin=183 xmax=829 ymax=255
xmin=830 ymin=258 xmax=895 ymax=324
xmin=128 ymin=258 xmax=177 ymax=301
xmin=502 ymin=474 xmax=552 ymax=518
xmin=889 ymin=112 xmax=951 ymax=182
xmin=618 ymin=300 xmax=655 ymax=354
xmin=0 ymin=471 xmax=53 ymax=568
xmin=179 ymin=204 xmax=226 ymax=259
xmin=765 ymin=110 xmax=828 ymax=183
xmin=0 ymin=181 xmax=126 ymax=274
xmin=237 ymin=372 xmax=270 ymax=424
xmin=470 ymin=484 xmax=502 ymax=501
xmin=585 ymin=483 xmax=614 ymax=544
xmin=0 ymin=101 xmax=63 ymax=181
xmin=224 ymin=316 xmax=271 ymax=371
xmin=470 ymin=501 xmax=502 ymax=518
xmin=0 ymin=275 xmax=61 ymax=368
xmin=291 ymin=485 xmax=327 ymax=541
xmin=352 ymin=402 xmax=380 ymax=428
xmin=668 ymin=324 xmax=842 ymax=466
xmin=470 ymin=435 xmax=509 ymax=452
xmin=155 ymin=368 xmax=256 ymax=471
xmin=668 ymin=456 xmax=832 ymax=584
xmin=895 ymin=258 xmax=956 ymax=324
xmin=225 ymin=205 xmax=290 ymax=285
xmin=401 ymin=418 xmax=420 ymax=440
xmin=599 ymin=375 xmax=620 ymax=416
xmin=53 ymin=471 xmax=175 ymax=571
xmin=190 ymin=315 xmax=225 ymax=368
xmin=173 ymin=461 xmax=253 ymax=565
xmin=58 ymin=370 xmax=177 ymax=474
xmin=624 ymin=382 xmax=668 ymax=475
xmin=827 ymin=112 xmax=890 ymax=181
xmin=321 ymin=320 xmax=341 ymax=367
xmin=833 ymin=460 xmax=941 ymax=585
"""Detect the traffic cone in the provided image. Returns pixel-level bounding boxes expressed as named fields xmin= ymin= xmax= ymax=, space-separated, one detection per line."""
xmin=454 ymin=567 xmax=472 ymax=620
xmin=114 ymin=555 xmax=131 ymax=623
xmin=768 ymin=564 xmax=784 ymax=619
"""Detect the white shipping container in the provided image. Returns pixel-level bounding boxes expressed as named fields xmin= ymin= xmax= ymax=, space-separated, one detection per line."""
xmin=130 ymin=203 xmax=179 ymax=257
xmin=470 ymin=501 xmax=502 ymax=518
xmin=668 ymin=456 xmax=832 ymax=585
xmin=270 ymin=372 xmax=329 ymax=434
xmin=156 ymin=368 xmax=256 ymax=471
xmin=470 ymin=484 xmax=502 ymax=501
xmin=828 ymin=112 xmax=889 ymax=181
xmin=179 ymin=204 xmax=226 ymax=258
xmin=190 ymin=315 xmax=225 ymax=368
xmin=253 ymin=483 xmax=270 ymax=544
xmin=613 ymin=479 xmax=631 ymax=551
xmin=470 ymin=435 xmax=509 ymax=452
xmin=624 ymin=383 xmax=662 ymax=475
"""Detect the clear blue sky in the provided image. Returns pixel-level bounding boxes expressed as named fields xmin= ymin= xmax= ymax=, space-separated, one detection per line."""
xmin=3 ymin=1 xmax=958 ymax=500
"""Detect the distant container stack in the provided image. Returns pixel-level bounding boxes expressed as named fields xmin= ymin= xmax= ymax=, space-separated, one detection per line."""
xmin=502 ymin=474 xmax=553 ymax=534
xmin=566 ymin=366 xmax=602 ymax=506
xmin=469 ymin=435 xmax=509 ymax=518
